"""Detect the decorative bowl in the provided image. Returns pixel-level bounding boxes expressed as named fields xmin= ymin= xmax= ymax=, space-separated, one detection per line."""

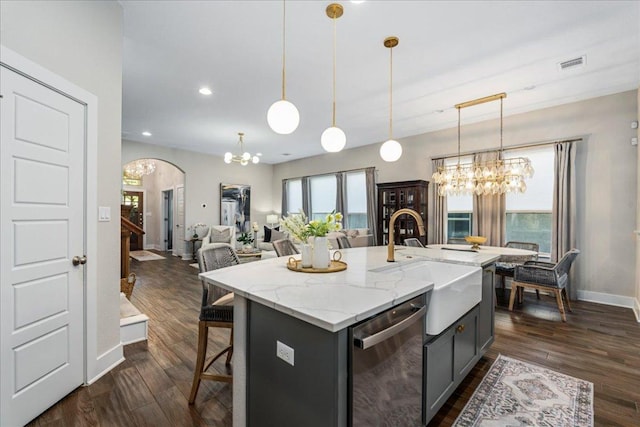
xmin=464 ymin=236 xmax=487 ymax=250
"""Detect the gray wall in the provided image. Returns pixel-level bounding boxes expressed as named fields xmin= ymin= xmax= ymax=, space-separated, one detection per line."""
xmin=1 ymin=1 xmax=123 ymax=355
xmin=122 ymin=140 xmax=275 ymax=255
xmin=636 ymin=89 xmax=640 ymax=319
xmin=273 ymin=91 xmax=639 ymax=301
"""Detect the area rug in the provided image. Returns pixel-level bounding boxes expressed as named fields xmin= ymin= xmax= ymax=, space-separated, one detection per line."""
xmin=189 ymin=262 xmax=199 ymax=269
xmin=454 ymin=354 xmax=593 ymax=426
xmin=129 ymin=250 xmax=165 ymax=262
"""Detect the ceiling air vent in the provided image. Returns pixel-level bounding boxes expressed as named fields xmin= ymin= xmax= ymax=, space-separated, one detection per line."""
xmin=558 ymin=55 xmax=586 ymax=71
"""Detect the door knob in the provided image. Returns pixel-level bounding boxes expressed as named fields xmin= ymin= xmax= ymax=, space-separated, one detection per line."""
xmin=72 ymin=255 xmax=87 ymax=266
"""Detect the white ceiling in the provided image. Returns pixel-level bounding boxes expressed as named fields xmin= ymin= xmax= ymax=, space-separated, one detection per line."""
xmin=121 ymin=0 xmax=640 ymax=164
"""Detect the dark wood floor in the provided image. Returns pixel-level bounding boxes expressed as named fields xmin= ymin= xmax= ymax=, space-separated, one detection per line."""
xmin=28 ymin=251 xmax=640 ymax=426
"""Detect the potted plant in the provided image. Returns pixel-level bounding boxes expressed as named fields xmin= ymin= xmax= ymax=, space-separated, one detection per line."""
xmin=237 ymin=232 xmax=254 ymax=251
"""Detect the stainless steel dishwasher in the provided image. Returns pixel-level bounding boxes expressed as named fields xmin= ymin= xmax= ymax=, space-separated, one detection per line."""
xmin=349 ymin=294 xmax=426 ymax=426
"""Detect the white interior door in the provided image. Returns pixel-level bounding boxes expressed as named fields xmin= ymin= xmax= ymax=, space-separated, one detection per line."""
xmin=1 ymin=66 xmax=85 ymax=425
xmin=176 ymin=184 xmax=185 ymax=257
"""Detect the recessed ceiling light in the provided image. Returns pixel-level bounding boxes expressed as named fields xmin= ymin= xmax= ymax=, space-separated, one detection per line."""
xmin=524 ymin=85 xmax=536 ymax=91
xmin=351 ymin=1 xmax=365 ymax=3
xmin=282 ymin=153 xmax=291 ymax=156
xmin=256 ymin=153 xmax=262 ymax=156
xmin=142 ymin=131 xmax=152 ymax=137
xmin=199 ymin=87 xmax=212 ymax=95
xmin=434 ymin=109 xmax=445 ymax=114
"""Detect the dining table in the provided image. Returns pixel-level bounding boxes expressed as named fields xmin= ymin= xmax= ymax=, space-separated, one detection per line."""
xmin=425 ymin=244 xmax=538 ymax=261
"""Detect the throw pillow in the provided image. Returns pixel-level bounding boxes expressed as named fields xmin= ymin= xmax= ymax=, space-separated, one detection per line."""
xmin=210 ymin=227 xmax=231 ymax=243
xmin=269 ymin=230 xmax=287 ymax=242
xmin=346 ymin=229 xmax=359 ymax=238
xmin=263 ymin=225 xmax=280 ymax=243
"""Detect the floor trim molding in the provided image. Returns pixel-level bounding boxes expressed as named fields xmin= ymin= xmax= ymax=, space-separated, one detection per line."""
xmin=633 ymin=298 xmax=640 ymax=322
xmin=86 ymin=343 xmax=124 ymax=385
xmin=577 ymin=290 xmax=636 ymax=311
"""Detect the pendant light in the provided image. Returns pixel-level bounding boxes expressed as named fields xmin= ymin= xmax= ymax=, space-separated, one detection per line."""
xmin=267 ymin=0 xmax=300 ymax=135
xmin=321 ymin=3 xmax=347 ymax=153
xmin=379 ymin=36 xmax=402 ymax=162
xmin=431 ymin=93 xmax=534 ymax=196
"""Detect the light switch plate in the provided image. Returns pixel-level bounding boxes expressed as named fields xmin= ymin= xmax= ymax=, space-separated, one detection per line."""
xmin=276 ymin=340 xmax=294 ymax=366
xmin=98 ymin=206 xmax=111 ymax=222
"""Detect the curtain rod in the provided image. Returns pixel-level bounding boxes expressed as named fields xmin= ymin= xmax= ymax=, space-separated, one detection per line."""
xmin=430 ymin=136 xmax=584 ymax=162
xmin=282 ymin=166 xmax=376 ymax=182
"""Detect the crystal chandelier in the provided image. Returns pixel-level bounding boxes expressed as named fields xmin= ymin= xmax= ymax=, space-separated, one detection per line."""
xmin=124 ymin=159 xmax=156 ymax=179
xmin=432 ymin=93 xmax=534 ymax=197
xmin=224 ymin=132 xmax=260 ymax=166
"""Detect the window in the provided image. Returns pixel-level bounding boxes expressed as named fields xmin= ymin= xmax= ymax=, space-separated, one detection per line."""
xmin=504 ymin=146 xmax=554 ymax=254
xmin=309 ymin=175 xmax=336 ymax=221
xmin=446 ymin=156 xmax=473 ymax=241
xmin=283 ymin=168 xmax=372 ymax=230
xmin=286 ymin=179 xmax=302 ymax=215
xmin=345 ymin=171 xmax=368 ymax=229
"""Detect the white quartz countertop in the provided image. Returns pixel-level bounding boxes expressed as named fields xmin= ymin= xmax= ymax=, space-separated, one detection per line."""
xmin=199 ymin=246 xmax=498 ymax=332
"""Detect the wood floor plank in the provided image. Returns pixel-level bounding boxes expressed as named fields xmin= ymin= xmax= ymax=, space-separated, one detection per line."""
xmin=27 ymin=250 xmax=640 ymax=426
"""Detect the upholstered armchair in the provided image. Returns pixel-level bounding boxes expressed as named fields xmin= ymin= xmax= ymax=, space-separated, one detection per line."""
xmin=201 ymin=226 xmax=236 ymax=249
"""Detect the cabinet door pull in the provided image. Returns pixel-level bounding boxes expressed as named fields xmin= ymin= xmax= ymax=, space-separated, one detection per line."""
xmin=456 ymin=324 xmax=465 ymax=333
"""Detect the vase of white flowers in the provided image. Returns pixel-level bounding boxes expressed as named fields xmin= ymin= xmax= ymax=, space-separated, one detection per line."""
xmin=309 ymin=211 xmax=343 ymax=269
xmin=280 ymin=210 xmax=343 ymax=269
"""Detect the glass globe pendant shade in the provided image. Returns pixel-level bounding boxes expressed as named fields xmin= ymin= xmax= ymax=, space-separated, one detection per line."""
xmin=252 ymin=156 xmax=260 ymax=164
xmin=267 ymin=99 xmax=300 ymax=134
xmin=224 ymin=153 xmax=232 ymax=164
xmin=321 ymin=126 xmax=346 ymax=152
xmin=380 ymin=139 xmax=402 ymax=162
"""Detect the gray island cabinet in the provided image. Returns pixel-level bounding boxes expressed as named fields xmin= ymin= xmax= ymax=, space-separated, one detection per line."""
xmin=200 ymin=246 xmax=498 ymax=427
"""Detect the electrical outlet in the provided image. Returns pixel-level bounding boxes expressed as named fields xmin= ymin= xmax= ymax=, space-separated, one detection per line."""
xmin=276 ymin=340 xmax=294 ymax=366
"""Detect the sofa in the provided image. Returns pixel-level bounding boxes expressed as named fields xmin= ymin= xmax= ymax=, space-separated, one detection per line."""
xmin=254 ymin=225 xmax=286 ymax=251
xmin=327 ymin=229 xmax=372 ymax=249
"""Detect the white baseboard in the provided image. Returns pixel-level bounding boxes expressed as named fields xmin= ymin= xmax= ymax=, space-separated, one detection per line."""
xmin=576 ymin=290 xmax=636 ymax=310
xmin=633 ymin=298 xmax=640 ymax=322
xmin=86 ymin=342 xmax=124 ymax=385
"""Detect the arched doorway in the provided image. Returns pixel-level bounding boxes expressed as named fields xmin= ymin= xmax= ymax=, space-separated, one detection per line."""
xmin=122 ymin=159 xmax=185 ymax=255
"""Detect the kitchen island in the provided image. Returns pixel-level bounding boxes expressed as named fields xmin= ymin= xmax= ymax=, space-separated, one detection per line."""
xmin=200 ymin=246 xmax=499 ymax=426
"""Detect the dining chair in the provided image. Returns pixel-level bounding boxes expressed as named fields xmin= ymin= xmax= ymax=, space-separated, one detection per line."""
xmin=495 ymin=241 xmax=539 ymax=297
xmin=189 ymin=243 xmax=239 ymax=404
xmin=509 ymin=249 xmax=580 ymax=322
xmin=404 ymin=238 xmax=424 ymax=248
xmin=335 ymin=234 xmax=352 ymax=249
xmin=272 ymin=239 xmax=300 ymax=257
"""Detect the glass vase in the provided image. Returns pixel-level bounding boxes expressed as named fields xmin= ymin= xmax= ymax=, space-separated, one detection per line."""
xmin=312 ymin=236 xmax=330 ymax=269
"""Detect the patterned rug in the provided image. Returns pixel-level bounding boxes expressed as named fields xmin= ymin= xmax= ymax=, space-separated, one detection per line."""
xmin=129 ymin=250 xmax=165 ymax=262
xmin=454 ymin=354 xmax=593 ymax=426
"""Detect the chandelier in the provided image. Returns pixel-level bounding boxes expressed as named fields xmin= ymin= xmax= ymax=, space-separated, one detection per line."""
xmin=432 ymin=93 xmax=534 ymax=197
xmin=224 ymin=132 xmax=260 ymax=166
xmin=124 ymin=159 xmax=156 ymax=179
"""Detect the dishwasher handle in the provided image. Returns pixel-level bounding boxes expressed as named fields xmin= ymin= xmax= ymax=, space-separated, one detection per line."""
xmin=354 ymin=305 xmax=426 ymax=350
